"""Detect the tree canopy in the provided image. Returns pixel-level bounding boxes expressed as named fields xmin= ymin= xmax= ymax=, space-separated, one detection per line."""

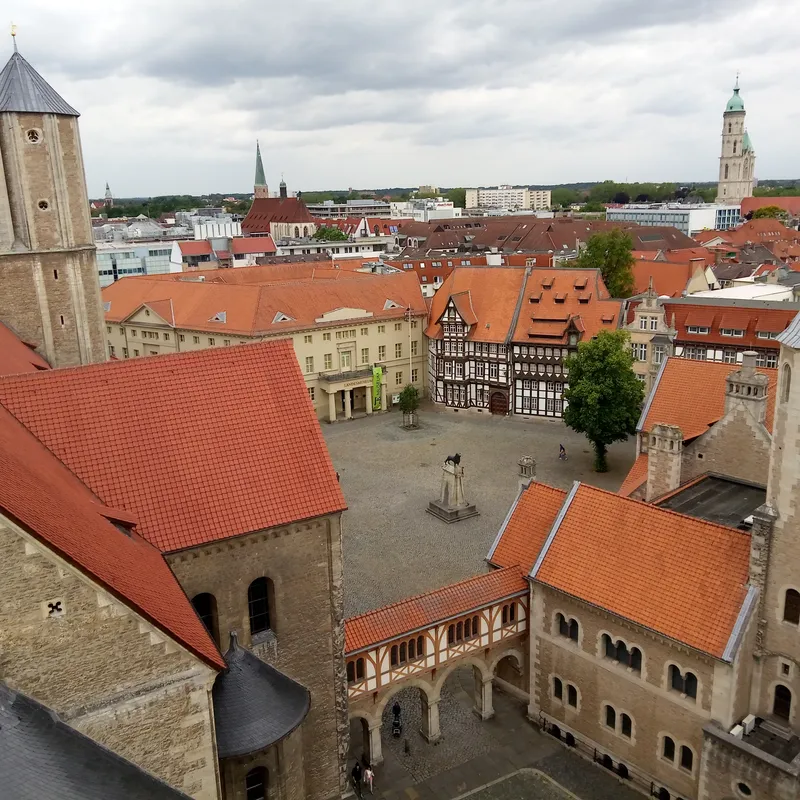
xmin=574 ymin=229 xmax=636 ymax=298
xmin=752 ymin=205 xmax=787 ymax=219
xmin=312 ymin=226 xmax=349 ymax=241
xmin=446 ymin=188 xmax=466 ymax=208
xmin=398 ymin=384 xmax=420 ymax=414
xmin=563 ymin=330 xmax=644 ymax=472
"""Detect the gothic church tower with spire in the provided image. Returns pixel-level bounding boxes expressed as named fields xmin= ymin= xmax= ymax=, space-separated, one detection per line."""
xmin=0 ymin=39 xmax=106 ymax=367
xmin=716 ymin=78 xmax=756 ymax=203
xmin=253 ymin=140 xmax=269 ymax=198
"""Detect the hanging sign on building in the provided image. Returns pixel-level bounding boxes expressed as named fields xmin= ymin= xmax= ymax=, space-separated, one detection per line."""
xmin=372 ymin=366 xmax=382 ymax=411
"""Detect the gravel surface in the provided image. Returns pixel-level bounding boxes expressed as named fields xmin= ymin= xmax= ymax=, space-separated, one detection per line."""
xmin=323 ymin=402 xmax=635 ymax=617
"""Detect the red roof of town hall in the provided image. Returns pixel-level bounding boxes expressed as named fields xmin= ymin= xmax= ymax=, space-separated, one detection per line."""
xmin=0 ymin=340 xmax=346 ymax=553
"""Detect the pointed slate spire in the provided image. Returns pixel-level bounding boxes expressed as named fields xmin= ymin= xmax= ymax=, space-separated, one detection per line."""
xmin=0 ymin=49 xmax=79 ymax=116
xmin=254 ymin=140 xmax=266 ymax=188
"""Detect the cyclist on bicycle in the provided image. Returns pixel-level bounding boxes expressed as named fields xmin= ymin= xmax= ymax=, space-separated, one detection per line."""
xmin=559 ymin=444 xmax=567 ymax=460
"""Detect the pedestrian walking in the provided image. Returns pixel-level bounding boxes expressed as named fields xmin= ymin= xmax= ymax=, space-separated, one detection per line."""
xmin=351 ymin=762 xmax=362 ymax=798
xmin=559 ymin=443 xmax=567 ymax=461
xmin=363 ymin=765 xmax=374 ymax=794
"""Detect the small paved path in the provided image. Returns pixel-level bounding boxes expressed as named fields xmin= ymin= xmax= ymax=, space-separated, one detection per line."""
xmin=323 ymin=402 xmax=635 ymax=616
xmin=348 ymin=668 xmax=641 ymax=800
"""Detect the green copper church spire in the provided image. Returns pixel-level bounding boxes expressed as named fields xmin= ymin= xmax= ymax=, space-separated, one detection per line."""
xmin=254 ymin=140 xmax=266 ymax=188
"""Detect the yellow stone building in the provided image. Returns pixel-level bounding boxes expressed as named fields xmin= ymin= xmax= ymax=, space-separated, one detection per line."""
xmin=102 ymin=265 xmax=428 ymax=421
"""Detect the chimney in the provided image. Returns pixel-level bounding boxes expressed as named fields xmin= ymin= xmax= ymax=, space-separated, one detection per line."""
xmin=646 ymin=424 xmax=683 ymax=501
xmin=518 ymin=456 xmax=536 ymax=492
xmin=724 ymin=351 xmax=769 ymax=425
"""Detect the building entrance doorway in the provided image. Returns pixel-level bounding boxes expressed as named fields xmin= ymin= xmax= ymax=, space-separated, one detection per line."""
xmin=774 ymin=684 xmax=792 ymax=720
xmin=490 ymin=392 xmax=507 ymax=415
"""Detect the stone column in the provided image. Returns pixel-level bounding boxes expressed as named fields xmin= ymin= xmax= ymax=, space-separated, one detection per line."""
xmin=367 ymin=722 xmax=383 ymax=766
xmin=344 ymin=390 xmax=352 ymax=420
xmin=365 ymin=384 xmax=373 ymax=415
xmin=474 ymin=675 xmax=494 ymax=720
xmin=380 ymin=381 xmax=387 ymax=412
xmin=328 ymin=390 xmax=337 ymax=423
xmin=420 ymin=695 xmax=441 ymax=742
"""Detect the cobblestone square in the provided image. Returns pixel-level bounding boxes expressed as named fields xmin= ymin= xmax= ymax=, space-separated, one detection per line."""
xmin=323 ymin=402 xmax=636 ymax=616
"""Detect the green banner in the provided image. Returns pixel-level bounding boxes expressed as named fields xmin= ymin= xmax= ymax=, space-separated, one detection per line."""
xmin=372 ymin=366 xmax=382 ymax=411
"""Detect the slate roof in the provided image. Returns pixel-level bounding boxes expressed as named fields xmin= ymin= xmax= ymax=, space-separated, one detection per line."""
xmin=212 ymin=634 xmax=310 ymax=758
xmin=0 ymin=340 xmax=346 ymax=553
xmin=345 ymin=567 xmax=526 ymax=653
xmin=530 ymin=482 xmax=752 ymax=660
xmin=0 ymin=683 xmax=190 ymax=799
xmin=0 ymin=322 xmax=50 ymax=376
xmin=0 ymin=50 xmax=79 ymax=116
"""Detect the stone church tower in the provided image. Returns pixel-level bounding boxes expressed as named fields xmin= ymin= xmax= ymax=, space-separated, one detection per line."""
xmin=715 ymin=78 xmax=756 ymax=203
xmin=0 ymin=41 xmax=106 ymax=367
xmin=254 ymin=139 xmax=269 ymax=198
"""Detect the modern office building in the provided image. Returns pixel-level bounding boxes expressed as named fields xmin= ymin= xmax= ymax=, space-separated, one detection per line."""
xmin=465 ymin=186 xmax=552 ymax=211
xmin=606 ymin=204 xmax=741 ymax=236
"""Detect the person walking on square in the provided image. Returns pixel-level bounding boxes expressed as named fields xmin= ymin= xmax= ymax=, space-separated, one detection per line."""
xmin=351 ymin=762 xmax=362 ymax=797
xmin=363 ymin=765 xmax=374 ymax=794
xmin=559 ymin=443 xmax=567 ymax=461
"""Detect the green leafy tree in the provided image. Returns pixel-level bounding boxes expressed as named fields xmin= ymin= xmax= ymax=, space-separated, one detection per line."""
xmin=752 ymin=205 xmax=787 ymax=219
xmin=398 ymin=384 xmax=420 ymax=414
xmin=575 ymin=229 xmax=636 ymax=298
xmin=579 ymin=201 xmax=607 ymax=213
xmin=563 ymin=330 xmax=644 ymax=472
xmin=551 ymin=187 xmax=579 ymax=208
xmin=312 ymin=226 xmax=349 ymax=241
xmin=446 ymin=188 xmax=466 ymax=208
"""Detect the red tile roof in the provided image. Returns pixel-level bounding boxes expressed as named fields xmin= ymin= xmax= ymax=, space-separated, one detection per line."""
xmin=640 ymin=357 xmax=777 ymax=439
xmin=0 ymin=404 xmax=224 ymax=668
xmin=178 ymin=240 xmax=214 ymax=256
xmin=344 ymin=567 xmax=526 ymax=653
xmin=143 ymin=262 xmax=376 ymax=285
xmin=242 ymin=197 xmax=317 ymax=233
xmin=741 ymin=197 xmax=800 ymax=217
xmin=0 ymin=322 xmax=50 ymax=376
xmin=487 ymin=483 xmax=567 ymax=572
xmin=103 ymin=272 xmax=424 ymax=337
xmin=533 ymin=483 xmax=751 ymax=658
xmin=425 ymin=267 xmax=528 ymax=343
xmin=662 ymin=248 xmax=716 ymax=266
xmin=631 ymin=261 xmax=694 ymax=297
xmin=512 ymin=269 xmax=620 ymax=344
xmin=0 ymin=341 xmax=346 ymax=553
xmin=231 ymin=236 xmax=277 ymax=255
xmin=665 ymin=302 xmax=797 ymax=350
xmin=618 ymin=452 xmax=648 ymax=497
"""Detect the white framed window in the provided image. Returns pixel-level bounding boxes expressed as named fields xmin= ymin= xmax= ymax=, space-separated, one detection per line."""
xmin=444 ymin=362 xmax=453 ymax=378
xmin=378 ymin=345 xmax=386 ymax=361
xmin=720 ymin=328 xmax=745 ymax=337
xmin=653 ymin=345 xmax=666 ymax=365
xmin=340 ymin=351 xmax=351 ymax=369
xmin=411 ymin=340 xmax=418 ymax=356
xmin=304 ymin=356 xmax=314 ymax=373
xmin=361 ymin=347 xmax=369 ymax=364
xmin=455 ymin=362 xmax=464 ymax=379
xmin=324 ymin=353 xmax=333 ymax=370
xmin=475 ymin=362 xmax=485 ymax=379
xmin=411 ymin=368 xmax=418 ymax=383
xmin=304 ymin=334 xmax=313 ymax=344
xmin=395 ymin=371 xmax=403 ymax=385
xmin=639 ymin=317 xmax=648 ymax=330
xmin=687 ymin=326 xmax=710 ymax=335
xmin=649 ymin=316 xmax=658 ymax=331
xmin=395 ymin=343 xmax=402 ymax=358
xmin=489 ymin=362 xmax=499 ymax=379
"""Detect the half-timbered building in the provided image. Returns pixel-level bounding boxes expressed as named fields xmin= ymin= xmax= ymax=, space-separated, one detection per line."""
xmin=426 ymin=267 xmax=621 ymax=418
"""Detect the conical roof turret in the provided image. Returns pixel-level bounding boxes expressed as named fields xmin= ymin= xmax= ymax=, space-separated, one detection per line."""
xmin=0 ymin=49 xmax=79 ymax=116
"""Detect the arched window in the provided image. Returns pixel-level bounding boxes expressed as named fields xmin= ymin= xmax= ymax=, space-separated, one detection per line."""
xmin=567 ymin=684 xmax=578 ymax=707
xmin=782 ymin=364 xmax=792 ymax=404
xmin=605 ymin=704 xmax=616 ymax=729
xmin=669 ymin=664 xmax=683 ymax=692
xmin=684 ymin=672 xmax=698 ymax=699
xmin=621 ymin=713 xmax=632 ymax=738
xmin=616 ymin=641 xmax=629 ymax=663
xmin=191 ymin=593 xmax=219 ymax=645
xmin=557 ymin=613 xmax=568 ymax=636
xmin=417 ymin=635 xmax=425 ymax=656
xmin=303 ymin=226 xmax=308 ymax=237
xmin=568 ymin=618 xmax=578 ymax=641
xmin=408 ymin=638 xmax=415 ymax=660
xmin=347 ymin=661 xmax=355 ymax=683
xmin=603 ymin=634 xmax=615 ymax=658
xmin=553 ymin=676 xmax=563 ymax=700
xmin=245 ymin=767 xmax=268 ymax=800
xmin=724 ymin=164 xmax=729 ymax=179
xmin=630 ymin=648 xmax=642 ymax=673
xmin=775 ymin=684 xmax=792 ymax=719
xmin=456 ymin=621 xmax=463 ymax=641
xmin=399 ymin=642 xmax=407 ymax=663
xmin=294 ymin=226 xmax=300 ymax=237
xmin=679 ymin=745 xmax=693 ymax=772
xmin=662 ymin=736 xmax=675 ymax=761
xmin=502 ymin=606 xmax=509 ymax=625
xmin=390 ymin=645 xmax=398 ymax=667
xmin=447 ymin=625 xmax=455 ymax=645
xmin=728 ymin=122 xmax=732 ymax=133
xmin=733 ymin=140 xmax=737 ymax=153
xmin=472 ymin=615 xmax=479 ymax=636
xmin=248 ymin=578 xmax=273 ymax=636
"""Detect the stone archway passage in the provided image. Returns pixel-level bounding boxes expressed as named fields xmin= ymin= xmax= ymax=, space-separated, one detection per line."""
xmin=489 ymin=392 xmax=507 ymax=415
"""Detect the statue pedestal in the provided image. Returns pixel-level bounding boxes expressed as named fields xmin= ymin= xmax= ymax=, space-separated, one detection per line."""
xmin=427 ymin=463 xmax=479 ymax=523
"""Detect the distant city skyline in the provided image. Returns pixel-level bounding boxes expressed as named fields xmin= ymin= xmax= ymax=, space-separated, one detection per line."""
xmin=11 ymin=0 xmax=800 ymax=195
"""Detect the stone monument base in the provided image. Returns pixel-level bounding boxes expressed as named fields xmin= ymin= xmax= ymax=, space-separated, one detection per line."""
xmin=426 ymin=499 xmax=479 ymax=523
xmin=426 ymin=462 xmax=479 ymax=523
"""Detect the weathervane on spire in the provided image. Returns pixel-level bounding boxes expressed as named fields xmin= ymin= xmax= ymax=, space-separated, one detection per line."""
xmin=735 ymin=71 xmax=740 ymax=90
xmin=11 ymin=23 xmax=17 ymax=52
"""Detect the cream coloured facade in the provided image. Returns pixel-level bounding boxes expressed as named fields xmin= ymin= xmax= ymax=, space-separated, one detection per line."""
xmin=465 ymin=186 xmax=552 ymax=211
xmin=716 ymin=80 xmax=755 ymax=204
xmin=103 ymin=277 xmax=428 ymax=423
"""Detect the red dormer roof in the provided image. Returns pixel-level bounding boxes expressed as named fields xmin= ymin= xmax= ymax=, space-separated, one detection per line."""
xmin=178 ymin=240 xmax=214 ymax=256
xmin=231 ymin=236 xmax=277 ymax=255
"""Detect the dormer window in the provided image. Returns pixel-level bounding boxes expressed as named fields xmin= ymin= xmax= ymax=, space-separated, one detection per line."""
xmin=209 ymin=311 xmax=227 ymax=323
xmin=554 ymin=293 xmax=566 ymax=303
xmin=569 ymin=333 xmax=578 ymax=346
xmin=272 ymin=312 xmax=293 ymax=323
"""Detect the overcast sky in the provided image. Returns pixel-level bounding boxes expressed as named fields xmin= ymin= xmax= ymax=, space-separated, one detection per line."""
xmin=8 ymin=0 xmax=798 ymax=196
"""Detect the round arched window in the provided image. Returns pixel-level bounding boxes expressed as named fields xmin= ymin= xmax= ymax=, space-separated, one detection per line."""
xmin=38 ymin=199 xmax=50 ymax=211
xmin=736 ymin=781 xmax=752 ymax=797
xmin=26 ymin=129 xmax=42 ymax=143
